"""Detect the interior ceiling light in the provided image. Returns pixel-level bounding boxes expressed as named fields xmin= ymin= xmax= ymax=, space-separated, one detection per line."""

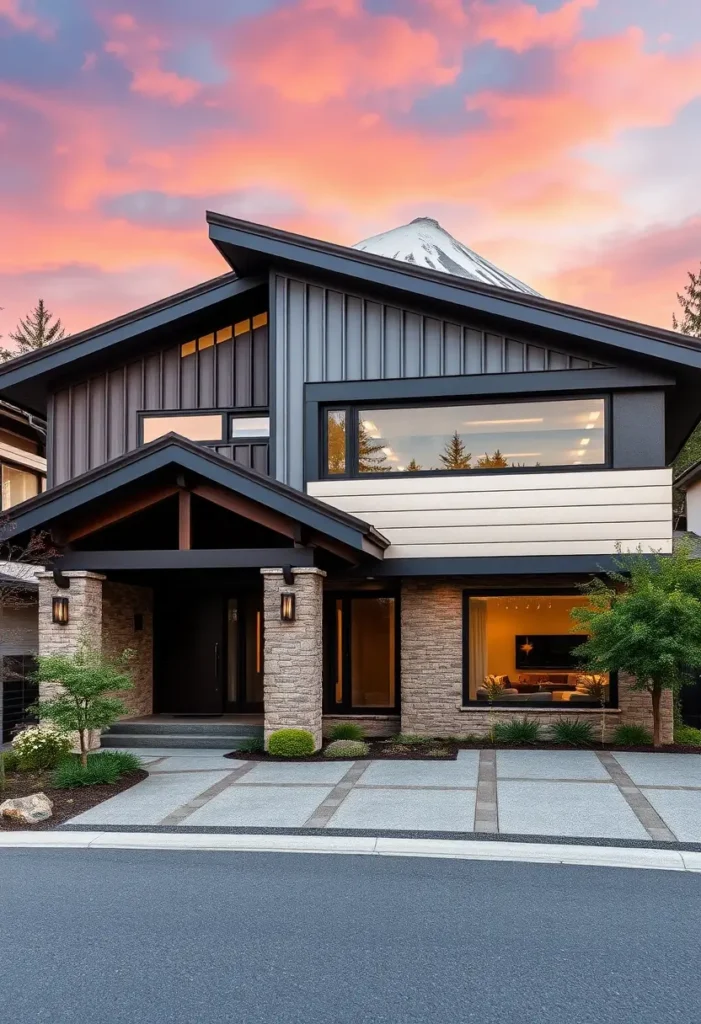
xmin=579 ymin=438 xmax=591 ymax=445
xmin=588 ymin=411 xmax=601 ymax=421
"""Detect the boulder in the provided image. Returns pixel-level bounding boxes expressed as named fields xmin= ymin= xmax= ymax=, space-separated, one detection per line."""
xmin=0 ymin=793 xmax=53 ymax=824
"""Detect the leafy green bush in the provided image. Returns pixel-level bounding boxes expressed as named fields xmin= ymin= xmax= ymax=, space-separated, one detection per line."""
xmin=612 ymin=724 xmax=653 ymax=747
xmin=391 ymin=734 xmax=431 ymax=747
xmin=492 ymin=718 xmax=541 ymax=744
xmin=267 ymin=728 xmax=316 ymax=757
xmin=2 ymin=749 xmax=20 ymax=773
xmin=12 ymin=725 xmax=73 ymax=771
xmin=323 ymin=739 xmax=369 ymax=758
xmin=51 ymin=751 xmax=142 ymax=788
xmin=550 ymin=719 xmax=595 ymax=746
xmin=236 ymin=737 xmax=265 ymax=753
xmin=328 ymin=722 xmax=365 ymax=742
xmin=675 ymin=724 xmax=701 ymax=747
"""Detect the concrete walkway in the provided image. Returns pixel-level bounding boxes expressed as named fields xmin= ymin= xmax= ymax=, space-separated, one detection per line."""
xmin=60 ymin=748 xmax=701 ymax=842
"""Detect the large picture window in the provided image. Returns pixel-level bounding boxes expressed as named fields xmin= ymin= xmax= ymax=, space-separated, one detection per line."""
xmin=324 ymin=397 xmax=606 ymax=477
xmin=463 ymin=593 xmax=616 ymax=707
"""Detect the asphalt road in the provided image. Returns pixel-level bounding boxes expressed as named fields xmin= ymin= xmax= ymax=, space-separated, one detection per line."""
xmin=1 ymin=849 xmax=700 ymax=1023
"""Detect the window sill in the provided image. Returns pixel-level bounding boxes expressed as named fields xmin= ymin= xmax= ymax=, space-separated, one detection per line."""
xmin=460 ymin=706 xmax=621 ymax=714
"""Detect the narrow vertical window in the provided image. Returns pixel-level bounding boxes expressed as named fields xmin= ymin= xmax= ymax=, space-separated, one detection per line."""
xmin=326 ymin=409 xmax=346 ymax=475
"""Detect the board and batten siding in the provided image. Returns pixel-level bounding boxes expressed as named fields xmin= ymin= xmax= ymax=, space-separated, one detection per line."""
xmin=307 ymin=468 xmax=673 ymax=559
xmin=273 ymin=273 xmax=609 ymax=490
xmin=50 ymin=322 xmax=268 ymax=486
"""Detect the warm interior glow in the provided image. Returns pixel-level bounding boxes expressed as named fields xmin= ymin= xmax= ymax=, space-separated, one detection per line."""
xmin=216 ymin=325 xmax=233 ymax=343
xmin=252 ymin=312 xmax=268 ymax=329
xmin=180 ymin=340 xmax=196 ymax=358
xmin=142 ymin=414 xmax=223 ymax=443
xmin=234 ymin=319 xmax=251 ymax=336
xmin=198 ymin=333 xmax=214 ymax=350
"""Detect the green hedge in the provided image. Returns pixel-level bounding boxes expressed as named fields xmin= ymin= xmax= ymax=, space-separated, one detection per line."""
xmin=267 ymin=729 xmax=316 ymax=757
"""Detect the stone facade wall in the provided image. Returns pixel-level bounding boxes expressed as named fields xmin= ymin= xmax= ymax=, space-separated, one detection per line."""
xmin=261 ymin=568 xmax=325 ymax=750
xmin=101 ymin=582 xmax=154 ymax=719
xmin=322 ymin=715 xmax=400 ymax=739
xmin=400 ymin=577 xmax=674 ymax=741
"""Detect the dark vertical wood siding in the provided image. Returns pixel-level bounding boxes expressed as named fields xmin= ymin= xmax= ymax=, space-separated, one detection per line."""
xmin=51 ymin=323 xmax=268 ymax=485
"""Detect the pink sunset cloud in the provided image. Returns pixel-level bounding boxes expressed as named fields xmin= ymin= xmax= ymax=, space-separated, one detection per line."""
xmin=0 ymin=0 xmax=699 ymax=342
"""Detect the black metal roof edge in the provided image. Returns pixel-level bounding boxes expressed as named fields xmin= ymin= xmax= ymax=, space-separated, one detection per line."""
xmin=207 ymin=211 xmax=701 ymax=356
xmin=674 ymin=460 xmax=701 ymax=489
xmin=0 ymin=272 xmax=257 ymax=386
xmin=6 ymin=434 xmax=389 ymax=552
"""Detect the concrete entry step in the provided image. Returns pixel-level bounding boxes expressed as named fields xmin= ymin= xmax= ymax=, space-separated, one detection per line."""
xmin=100 ymin=733 xmax=258 ymax=750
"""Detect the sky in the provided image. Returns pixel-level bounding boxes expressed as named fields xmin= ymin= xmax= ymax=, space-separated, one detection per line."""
xmin=1 ymin=0 xmax=700 ymax=344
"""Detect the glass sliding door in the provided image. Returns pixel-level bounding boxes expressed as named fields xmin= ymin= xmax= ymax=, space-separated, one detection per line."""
xmin=325 ymin=594 xmax=398 ymax=713
xmin=225 ymin=592 xmax=264 ymax=712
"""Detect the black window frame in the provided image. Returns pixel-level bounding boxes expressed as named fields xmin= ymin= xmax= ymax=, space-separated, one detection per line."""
xmin=320 ymin=393 xmax=612 ymax=480
xmin=138 ymin=406 xmax=270 ymax=448
xmin=323 ymin=590 xmax=401 ymax=715
xmin=461 ymin=588 xmax=619 ymax=709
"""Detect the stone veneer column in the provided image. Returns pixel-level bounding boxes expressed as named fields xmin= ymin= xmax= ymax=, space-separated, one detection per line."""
xmin=36 ymin=571 xmax=106 ymax=751
xmin=260 ymin=567 xmax=326 ymax=751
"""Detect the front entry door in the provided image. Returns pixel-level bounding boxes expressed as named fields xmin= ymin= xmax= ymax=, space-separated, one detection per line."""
xmin=156 ymin=592 xmax=225 ymax=714
xmin=226 ymin=594 xmax=264 ymax=712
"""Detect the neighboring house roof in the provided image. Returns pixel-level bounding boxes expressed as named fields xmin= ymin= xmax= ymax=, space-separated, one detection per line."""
xmin=354 ymin=216 xmax=542 ymax=296
xmin=674 ymin=461 xmax=701 ymax=490
xmin=4 ymin=434 xmax=389 ymax=560
xmin=0 ymin=571 xmax=38 ymax=593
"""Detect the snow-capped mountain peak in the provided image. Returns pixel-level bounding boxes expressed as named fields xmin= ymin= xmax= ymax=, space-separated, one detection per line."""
xmin=353 ymin=217 xmax=541 ymax=296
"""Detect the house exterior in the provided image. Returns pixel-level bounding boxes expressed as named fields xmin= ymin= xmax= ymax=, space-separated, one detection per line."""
xmin=0 ymin=214 xmax=698 ymax=748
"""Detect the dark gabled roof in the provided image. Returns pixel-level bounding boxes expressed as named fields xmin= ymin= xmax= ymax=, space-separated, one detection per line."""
xmin=0 ymin=272 xmax=265 ymax=414
xmin=207 ymin=212 xmax=701 ymax=370
xmin=5 ymin=434 xmax=389 ymax=559
xmin=674 ymin=461 xmax=701 ymax=490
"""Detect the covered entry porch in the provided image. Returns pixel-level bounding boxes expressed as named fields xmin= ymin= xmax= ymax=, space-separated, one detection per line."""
xmin=8 ymin=435 xmax=389 ymax=749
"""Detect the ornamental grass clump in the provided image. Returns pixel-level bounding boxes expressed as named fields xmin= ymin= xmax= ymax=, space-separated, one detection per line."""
xmin=323 ymin=739 xmax=369 ymax=758
xmin=328 ymin=722 xmax=365 ymax=742
xmin=492 ymin=717 xmax=541 ymax=744
xmin=612 ymin=724 xmax=653 ymax=747
xmin=267 ymin=728 xmax=316 ymax=757
xmin=52 ymin=751 xmax=142 ymax=789
xmin=550 ymin=718 xmax=594 ymax=746
xmin=12 ymin=725 xmax=73 ymax=771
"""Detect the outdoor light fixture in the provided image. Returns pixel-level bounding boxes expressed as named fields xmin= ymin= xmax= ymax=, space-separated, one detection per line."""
xmin=280 ymin=592 xmax=296 ymax=622
xmin=52 ymin=596 xmax=69 ymax=625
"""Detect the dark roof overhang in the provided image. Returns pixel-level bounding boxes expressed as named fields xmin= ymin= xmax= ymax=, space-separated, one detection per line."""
xmin=0 ymin=273 xmax=265 ymax=416
xmin=4 ymin=434 xmax=388 ymax=561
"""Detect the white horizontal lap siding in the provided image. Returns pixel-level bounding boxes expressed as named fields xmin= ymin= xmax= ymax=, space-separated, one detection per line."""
xmin=307 ymin=468 xmax=673 ymax=559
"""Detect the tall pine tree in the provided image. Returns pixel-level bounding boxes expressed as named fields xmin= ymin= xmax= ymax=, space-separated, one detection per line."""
xmin=0 ymin=299 xmax=66 ymax=363
xmin=439 ymin=431 xmax=471 ymax=470
xmin=672 ymin=265 xmax=701 ymax=526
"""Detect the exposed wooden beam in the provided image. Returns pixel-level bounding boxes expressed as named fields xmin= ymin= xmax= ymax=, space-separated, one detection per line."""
xmin=65 ymin=486 xmax=179 ymax=543
xmin=308 ymin=530 xmax=359 ymax=563
xmin=191 ymin=483 xmax=296 ymax=539
xmin=60 ymin=549 xmax=316 ymax=570
xmin=178 ymin=489 xmax=191 ymax=550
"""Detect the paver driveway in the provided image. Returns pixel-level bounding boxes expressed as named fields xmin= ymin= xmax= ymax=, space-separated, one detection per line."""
xmin=64 ymin=748 xmax=701 ymax=841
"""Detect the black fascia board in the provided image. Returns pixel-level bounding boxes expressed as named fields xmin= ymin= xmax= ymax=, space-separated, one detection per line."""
xmin=207 ymin=213 xmax=701 ymax=372
xmin=6 ymin=434 xmax=388 ymax=558
xmin=353 ymin=554 xmax=656 ymax=577
xmin=0 ymin=274 xmax=265 ymax=415
xmin=60 ymin=549 xmax=317 ymax=571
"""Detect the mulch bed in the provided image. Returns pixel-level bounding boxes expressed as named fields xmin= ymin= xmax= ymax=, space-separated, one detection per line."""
xmin=226 ymin=741 xmax=701 ymax=762
xmin=0 ymin=769 xmax=148 ymax=830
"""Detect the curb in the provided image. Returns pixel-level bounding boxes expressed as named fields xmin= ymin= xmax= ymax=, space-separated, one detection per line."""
xmin=2 ymin=831 xmax=701 ymax=871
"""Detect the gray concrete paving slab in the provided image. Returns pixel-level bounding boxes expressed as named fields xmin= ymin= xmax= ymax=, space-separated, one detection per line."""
xmin=497 ymin=780 xmax=649 ymax=839
xmin=68 ymin=771 xmax=233 ymax=826
xmin=150 ymin=756 xmax=246 ymax=773
xmin=326 ymin=787 xmax=475 ymax=831
xmin=612 ymin=752 xmax=701 ymax=788
xmin=182 ymin=785 xmax=335 ymax=827
xmin=497 ymin=749 xmax=610 ymax=780
xmin=640 ymin=788 xmax=701 ymax=842
xmin=358 ymin=755 xmax=479 ymax=789
xmin=239 ymin=761 xmax=351 ymax=785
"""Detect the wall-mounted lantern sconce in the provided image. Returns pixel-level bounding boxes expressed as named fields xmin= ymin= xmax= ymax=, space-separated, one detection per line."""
xmin=52 ymin=596 xmax=70 ymax=625
xmin=280 ymin=592 xmax=296 ymax=622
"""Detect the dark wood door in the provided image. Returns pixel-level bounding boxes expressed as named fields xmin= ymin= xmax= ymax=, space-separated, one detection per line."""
xmin=156 ymin=592 xmax=225 ymax=714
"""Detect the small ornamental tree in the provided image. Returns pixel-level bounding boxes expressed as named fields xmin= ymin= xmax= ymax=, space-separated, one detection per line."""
xmin=571 ymin=542 xmax=701 ymax=747
xmin=476 ymin=449 xmax=509 ymax=469
xmin=30 ymin=643 xmax=135 ymax=766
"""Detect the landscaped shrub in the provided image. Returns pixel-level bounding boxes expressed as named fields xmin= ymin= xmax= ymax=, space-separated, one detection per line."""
xmin=550 ymin=719 xmax=595 ymax=746
xmin=492 ymin=718 xmax=541 ymax=744
xmin=236 ymin=737 xmax=265 ymax=753
xmin=267 ymin=728 xmax=316 ymax=757
xmin=323 ymin=739 xmax=369 ymax=758
xmin=390 ymin=733 xmax=431 ymax=747
xmin=51 ymin=751 xmax=142 ymax=789
xmin=2 ymin=750 xmax=20 ymax=773
xmin=12 ymin=725 xmax=73 ymax=771
xmin=329 ymin=722 xmax=365 ymax=742
xmin=675 ymin=724 xmax=701 ymax=747
xmin=612 ymin=724 xmax=653 ymax=747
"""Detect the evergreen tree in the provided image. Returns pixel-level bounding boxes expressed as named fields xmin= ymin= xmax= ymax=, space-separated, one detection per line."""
xmin=438 ymin=431 xmax=471 ymax=470
xmin=406 ymin=458 xmax=422 ymax=472
xmin=672 ymin=265 xmax=701 ymax=336
xmin=477 ymin=449 xmax=508 ymax=469
xmin=672 ymin=266 xmax=701 ymax=526
xmin=0 ymin=299 xmax=66 ymax=363
xmin=358 ymin=422 xmax=391 ymax=473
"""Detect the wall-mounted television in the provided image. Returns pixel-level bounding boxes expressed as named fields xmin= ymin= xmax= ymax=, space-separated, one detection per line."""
xmin=515 ymin=635 xmax=588 ymax=670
